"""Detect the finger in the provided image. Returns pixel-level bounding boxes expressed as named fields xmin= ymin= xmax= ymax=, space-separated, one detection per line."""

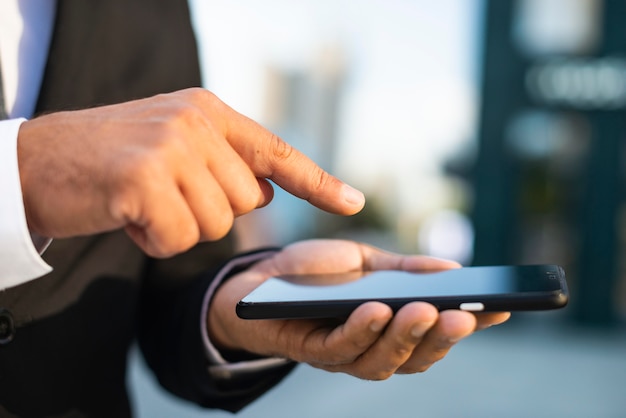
xmin=177 ymin=159 xmax=235 ymax=241
xmin=256 ymin=177 xmax=275 ymax=208
xmin=200 ymin=125 xmax=271 ymax=215
xmin=299 ymin=302 xmax=393 ymax=367
xmin=222 ymin=107 xmax=365 ymax=215
xmin=257 ymin=240 xmax=366 ymax=277
xmin=474 ymin=311 xmax=511 ymax=331
xmin=258 ymin=240 xmax=461 ymax=279
xmin=398 ymin=309 xmax=476 ymax=374
xmin=123 ymin=180 xmax=200 ymax=258
xmin=321 ymin=302 xmax=439 ymax=380
xmin=165 ymin=89 xmax=274 ymax=215
xmin=359 ymin=244 xmax=462 ymax=272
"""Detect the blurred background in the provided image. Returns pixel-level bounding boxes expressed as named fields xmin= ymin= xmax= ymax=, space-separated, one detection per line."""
xmin=129 ymin=0 xmax=626 ymax=416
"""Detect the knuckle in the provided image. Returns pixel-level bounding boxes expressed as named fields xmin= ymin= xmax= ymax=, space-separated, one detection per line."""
xmin=268 ymin=133 xmax=294 ymax=162
xmin=188 ymin=86 xmax=217 ymax=103
xmin=164 ymin=105 xmax=205 ymax=142
xmin=174 ymin=86 xmax=212 ymax=104
xmin=107 ymin=162 xmax=165 ymax=223
xmin=186 ymin=86 xmax=209 ymax=99
xmin=107 ymin=184 xmax=135 ymax=223
xmin=386 ymin=335 xmax=416 ymax=358
xmin=185 ymin=88 xmax=225 ymax=118
xmin=393 ymin=346 xmax=411 ymax=358
xmin=274 ymin=324 xmax=306 ymax=362
xmin=149 ymin=103 xmax=208 ymax=152
xmin=310 ymin=169 xmax=331 ymax=194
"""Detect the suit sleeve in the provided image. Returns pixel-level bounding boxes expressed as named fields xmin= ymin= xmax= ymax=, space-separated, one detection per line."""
xmin=136 ymin=240 xmax=296 ymax=413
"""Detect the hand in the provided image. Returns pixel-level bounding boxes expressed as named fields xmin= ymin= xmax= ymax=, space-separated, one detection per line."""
xmin=208 ymin=240 xmax=511 ymax=380
xmin=17 ymin=88 xmax=365 ymax=257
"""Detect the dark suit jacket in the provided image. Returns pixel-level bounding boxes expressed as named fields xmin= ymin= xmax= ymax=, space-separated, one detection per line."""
xmin=0 ymin=1 xmax=293 ymax=417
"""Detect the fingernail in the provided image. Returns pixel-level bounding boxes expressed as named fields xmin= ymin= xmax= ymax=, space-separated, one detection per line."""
xmin=342 ymin=184 xmax=365 ymax=207
xmin=370 ymin=319 xmax=386 ymax=333
xmin=411 ymin=324 xmax=429 ymax=338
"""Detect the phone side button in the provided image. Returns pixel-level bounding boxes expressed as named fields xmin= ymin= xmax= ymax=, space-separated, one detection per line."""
xmin=459 ymin=302 xmax=485 ymax=311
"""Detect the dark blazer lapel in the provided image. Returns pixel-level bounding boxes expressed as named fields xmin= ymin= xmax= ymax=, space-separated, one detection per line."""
xmin=36 ymin=0 xmax=202 ymax=114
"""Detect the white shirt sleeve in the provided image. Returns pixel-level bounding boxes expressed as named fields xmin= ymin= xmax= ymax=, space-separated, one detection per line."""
xmin=0 ymin=118 xmax=52 ymax=290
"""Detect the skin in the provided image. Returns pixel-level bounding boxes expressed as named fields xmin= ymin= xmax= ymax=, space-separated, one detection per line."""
xmin=17 ymin=88 xmax=365 ymax=258
xmin=209 ymin=240 xmax=510 ymax=380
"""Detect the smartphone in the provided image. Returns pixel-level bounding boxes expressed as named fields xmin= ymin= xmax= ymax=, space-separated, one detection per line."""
xmin=236 ymin=265 xmax=569 ymax=320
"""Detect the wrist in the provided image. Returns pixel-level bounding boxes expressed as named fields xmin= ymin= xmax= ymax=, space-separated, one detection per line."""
xmin=200 ymin=248 xmax=281 ymax=364
xmin=207 ymin=272 xmax=267 ymax=353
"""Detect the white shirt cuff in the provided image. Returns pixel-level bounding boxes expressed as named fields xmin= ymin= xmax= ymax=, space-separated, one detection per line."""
xmin=0 ymin=118 xmax=52 ymax=290
xmin=200 ymin=249 xmax=291 ymax=379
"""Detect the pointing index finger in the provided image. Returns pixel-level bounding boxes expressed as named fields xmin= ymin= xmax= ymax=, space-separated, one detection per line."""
xmin=224 ymin=101 xmax=365 ymax=215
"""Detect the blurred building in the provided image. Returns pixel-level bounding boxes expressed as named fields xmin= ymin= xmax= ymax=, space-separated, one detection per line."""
xmin=467 ymin=0 xmax=626 ymax=324
xmin=235 ymin=45 xmax=348 ymax=248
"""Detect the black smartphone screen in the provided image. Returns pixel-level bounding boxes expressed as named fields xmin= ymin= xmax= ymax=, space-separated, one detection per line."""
xmin=236 ymin=265 xmax=569 ymax=319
